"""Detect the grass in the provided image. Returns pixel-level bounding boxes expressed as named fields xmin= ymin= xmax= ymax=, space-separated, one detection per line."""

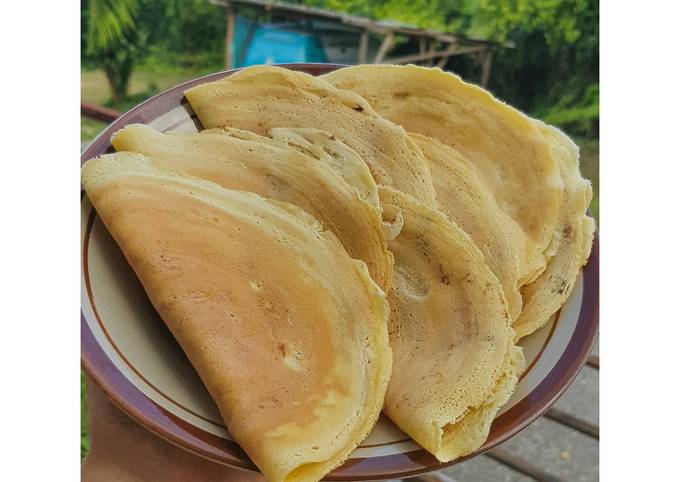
xmin=81 ymin=117 xmax=106 ymax=147
xmin=81 ymin=63 xmax=219 ymax=108
xmin=577 ymin=138 xmax=600 ymax=222
xmin=81 ymin=372 xmax=89 ymax=461
xmin=81 ymin=62 xmax=221 ymax=145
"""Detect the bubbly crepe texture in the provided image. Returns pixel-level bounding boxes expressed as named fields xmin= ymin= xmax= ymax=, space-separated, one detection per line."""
xmin=111 ymin=123 xmax=394 ymax=292
xmin=378 ymin=187 xmax=524 ymax=462
xmin=184 ymin=65 xmax=437 ymax=205
xmin=513 ymin=124 xmax=595 ymax=338
xmin=410 ymin=134 xmax=528 ymax=322
xmin=81 ymin=152 xmax=392 ymax=482
xmin=324 ymin=64 xmax=564 ymax=287
xmin=324 ymin=64 xmax=594 ymax=336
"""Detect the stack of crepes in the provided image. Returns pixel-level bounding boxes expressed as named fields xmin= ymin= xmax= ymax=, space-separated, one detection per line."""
xmin=81 ymin=65 xmax=594 ymax=482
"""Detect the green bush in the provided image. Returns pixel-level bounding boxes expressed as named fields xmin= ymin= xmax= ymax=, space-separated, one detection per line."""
xmin=82 ymin=0 xmax=599 ymax=135
xmin=541 ymin=84 xmax=599 ymax=138
xmin=302 ymin=0 xmax=599 ymax=139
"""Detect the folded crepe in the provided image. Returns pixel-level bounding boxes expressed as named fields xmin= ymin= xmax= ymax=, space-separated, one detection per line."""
xmin=408 ymin=134 xmax=529 ymax=321
xmin=111 ymin=123 xmax=394 ymax=292
xmin=513 ymin=124 xmax=596 ymax=338
xmin=378 ymin=186 xmax=524 ymax=462
xmin=81 ymin=152 xmax=392 ymax=482
xmin=324 ymin=64 xmax=593 ymax=336
xmin=184 ymin=65 xmax=437 ymax=206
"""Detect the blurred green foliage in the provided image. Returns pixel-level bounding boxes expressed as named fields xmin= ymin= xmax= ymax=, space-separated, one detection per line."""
xmin=83 ymin=0 xmax=141 ymax=102
xmin=82 ymin=0 xmax=598 ymax=137
xmin=82 ymin=0 xmax=225 ymax=102
xmin=304 ymin=0 xmax=598 ymax=138
xmin=81 ymin=372 xmax=89 ymax=461
xmin=541 ymin=84 xmax=599 ymax=139
xmin=85 ymin=0 xmax=138 ymax=53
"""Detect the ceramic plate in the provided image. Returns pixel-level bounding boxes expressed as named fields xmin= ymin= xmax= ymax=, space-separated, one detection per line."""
xmin=81 ymin=63 xmax=599 ymax=480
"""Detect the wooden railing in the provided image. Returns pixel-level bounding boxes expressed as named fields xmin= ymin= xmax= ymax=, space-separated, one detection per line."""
xmin=81 ymin=102 xmax=120 ymax=123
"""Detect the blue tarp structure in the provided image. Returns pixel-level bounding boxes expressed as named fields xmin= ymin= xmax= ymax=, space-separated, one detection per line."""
xmin=214 ymin=0 xmax=503 ymax=88
xmin=231 ymin=16 xmax=327 ymax=67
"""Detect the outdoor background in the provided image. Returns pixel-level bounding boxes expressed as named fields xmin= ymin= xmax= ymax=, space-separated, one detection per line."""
xmin=81 ymin=0 xmax=599 ymax=478
xmin=81 ymin=0 xmax=598 ymax=218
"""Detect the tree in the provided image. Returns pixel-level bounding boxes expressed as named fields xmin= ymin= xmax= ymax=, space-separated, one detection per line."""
xmin=84 ymin=0 xmax=139 ymax=103
xmin=469 ymin=0 xmax=599 ymax=136
xmin=302 ymin=0 xmax=599 ymax=137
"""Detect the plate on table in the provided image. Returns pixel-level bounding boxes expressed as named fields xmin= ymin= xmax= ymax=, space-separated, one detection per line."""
xmin=81 ymin=63 xmax=599 ymax=480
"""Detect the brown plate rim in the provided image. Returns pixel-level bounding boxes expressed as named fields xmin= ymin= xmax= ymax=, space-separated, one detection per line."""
xmin=81 ymin=63 xmax=600 ymax=480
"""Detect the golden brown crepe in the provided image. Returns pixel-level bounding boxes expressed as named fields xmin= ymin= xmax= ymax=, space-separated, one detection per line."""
xmin=378 ymin=187 xmax=524 ymax=462
xmin=81 ymin=152 xmax=392 ymax=482
xmin=410 ymin=134 xmax=528 ymax=321
xmin=323 ymin=64 xmax=563 ymax=285
xmin=324 ymin=64 xmax=594 ymax=337
xmin=184 ymin=65 xmax=437 ymax=205
xmin=111 ymin=123 xmax=394 ymax=292
xmin=513 ymin=124 xmax=596 ymax=338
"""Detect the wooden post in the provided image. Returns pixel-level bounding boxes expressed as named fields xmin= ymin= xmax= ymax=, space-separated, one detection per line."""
xmin=358 ymin=29 xmax=369 ymax=64
xmin=81 ymin=102 xmax=121 ymax=123
xmin=373 ymin=32 xmax=395 ymax=63
xmin=480 ymin=48 xmax=493 ymax=88
xmin=435 ymin=41 xmax=457 ymax=69
xmin=435 ymin=54 xmax=450 ymax=69
xmin=426 ymin=40 xmax=437 ymax=66
xmin=224 ymin=6 xmax=235 ymax=69
xmin=418 ymin=37 xmax=426 ymax=64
